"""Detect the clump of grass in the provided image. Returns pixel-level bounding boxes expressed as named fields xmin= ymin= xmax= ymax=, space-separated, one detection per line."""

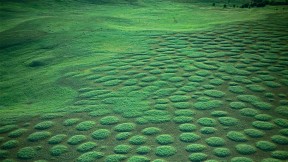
xmin=100 ymin=116 xmax=120 ymax=125
xmin=205 ymin=137 xmax=225 ymax=147
xmin=280 ymin=129 xmax=288 ymax=136
xmin=155 ymin=146 xmax=177 ymax=157
xmin=271 ymin=135 xmax=288 ymax=145
xmin=156 ymin=134 xmax=174 ymax=145
xmin=173 ymin=102 xmax=191 ymax=109
xmin=229 ymin=86 xmax=245 ymax=94
xmin=275 ymin=106 xmax=288 ymax=117
xmin=17 ymin=147 xmax=36 ymax=159
xmin=104 ymin=154 xmax=127 ymax=162
xmin=7 ymin=128 xmax=27 ymax=138
xmin=231 ymin=157 xmax=253 ymax=162
xmin=48 ymin=134 xmax=67 ymax=144
xmin=273 ymin=118 xmax=288 ymax=128
xmin=76 ymin=121 xmax=96 ymax=131
xmin=136 ymin=146 xmax=151 ymax=155
xmin=227 ymin=131 xmax=247 ymax=142
xmin=188 ymin=153 xmax=208 ymax=161
xmin=194 ymin=100 xmax=223 ymax=110
xmin=91 ymin=129 xmax=111 ymax=140
xmin=168 ymin=77 xmax=184 ymax=83
xmin=197 ymin=117 xmax=217 ymax=127
xmin=113 ymin=144 xmax=132 ymax=154
xmin=229 ymin=102 xmax=246 ymax=109
xmin=179 ymin=133 xmax=200 ymax=143
xmin=235 ymin=144 xmax=256 ymax=155
xmin=142 ymin=127 xmax=161 ymax=135
xmin=213 ymin=147 xmax=230 ymax=157
xmin=0 ymin=150 xmax=8 ymax=158
xmin=173 ymin=116 xmax=193 ymax=124
xmin=252 ymin=121 xmax=275 ymax=130
xmin=63 ymin=118 xmax=80 ymax=126
xmin=169 ymin=95 xmax=190 ymax=102
xmin=76 ymin=151 xmax=104 ymax=162
xmin=188 ymin=76 xmax=205 ymax=82
xmin=256 ymin=141 xmax=276 ymax=151
xmin=34 ymin=121 xmax=54 ymax=130
xmin=252 ymin=101 xmax=272 ymax=110
xmin=129 ymin=135 xmax=147 ymax=145
xmin=237 ymin=95 xmax=260 ymax=103
xmin=179 ymin=124 xmax=197 ymax=132
xmin=271 ymin=151 xmax=288 ymax=160
xmin=218 ymin=117 xmax=239 ymax=126
xmin=200 ymin=127 xmax=216 ymax=134
xmin=244 ymin=129 xmax=264 ymax=138
xmin=211 ymin=111 xmax=228 ymax=117
xmin=76 ymin=142 xmax=97 ymax=152
xmin=0 ymin=125 xmax=18 ymax=134
xmin=209 ymin=78 xmax=224 ymax=86
xmin=203 ymin=90 xmax=225 ymax=98
xmin=240 ymin=108 xmax=258 ymax=117
xmin=67 ymin=135 xmax=87 ymax=145
xmin=255 ymin=114 xmax=272 ymax=121
xmin=264 ymin=81 xmax=281 ymax=88
xmin=246 ymin=84 xmax=265 ymax=92
xmin=50 ymin=145 xmax=68 ymax=156
xmin=114 ymin=123 xmax=135 ymax=132
xmin=127 ymin=156 xmax=150 ymax=162
xmin=1 ymin=140 xmax=19 ymax=149
xmin=27 ymin=131 xmax=51 ymax=142
xmin=174 ymin=110 xmax=195 ymax=116
xmin=185 ymin=144 xmax=206 ymax=152
xmin=261 ymin=158 xmax=282 ymax=162
xmin=115 ymin=132 xmax=132 ymax=141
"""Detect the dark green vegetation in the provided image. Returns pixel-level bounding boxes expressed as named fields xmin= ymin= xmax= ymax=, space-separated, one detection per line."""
xmin=0 ymin=0 xmax=288 ymax=161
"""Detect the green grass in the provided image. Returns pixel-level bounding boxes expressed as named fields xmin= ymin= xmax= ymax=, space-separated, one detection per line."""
xmin=142 ymin=127 xmax=161 ymax=135
xmin=271 ymin=151 xmax=288 ymax=160
xmin=1 ymin=140 xmax=19 ymax=149
xmin=155 ymin=146 xmax=177 ymax=157
xmin=27 ymin=131 xmax=51 ymax=142
xmin=91 ymin=129 xmax=111 ymax=140
xmin=63 ymin=118 xmax=80 ymax=126
xmin=194 ymin=100 xmax=223 ymax=110
xmin=244 ymin=129 xmax=265 ymax=138
xmin=200 ymin=127 xmax=217 ymax=134
xmin=213 ymin=147 xmax=231 ymax=157
xmin=185 ymin=144 xmax=206 ymax=152
xmin=136 ymin=146 xmax=151 ymax=155
xmin=34 ymin=121 xmax=54 ymax=130
xmin=17 ymin=147 xmax=36 ymax=160
xmin=100 ymin=116 xmax=120 ymax=125
xmin=7 ymin=128 xmax=27 ymax=138
xmin=271 ymin=135 xmax=288 ymax=145
xmin=129 ymin=135 xmax=147 ymax=145
xmin=197 ymin=117 xmax=217 ymax=127
xmin=77 ymin=142 xmax=97 ymax=152
xmin=256 ymin=141 xmax=277 ymax=151
xmin=114 ymin=144 xmax=132 ymax=154
xmin=231 ymin=157 xmax=253 ymax=162
xmin=67 ymin=135 xmax=87 ymax=145
xmin=50 ymin=145 xmax=68 ymax=156
xmin=156 ymin=134 xmax=174 ymax=145
xmin=188 ymin=153 xmax=208 ymax=161
xmin=240 ymin=108 xmax=259 ymax=117
xmin=76 ymin=151 xmax=104 ymax=162
xmin=179 ymin=124 xmax=197 ymax=132
xmin=226 ymin=131 xmax=247 ymax=142
xmin=235 ymin=144 xmax=256 ymax=155
xmin=104 ymin=154 xmax=127 ymax=162
xmin=76 ymin=121 xmax=96 ymax=131
xmin=48 ymin=134 xmax=67 ymax=144
xmin=0 ymin=125 xmax=18 ymax=134
xmin=252 ymin=121 xmax=275 ymax=130
xmin=203 ymin=90 xmax=225 ymax=98
xmin=127 ymin=156 xmax=150 ymax=162
xmin=205 ymin=137 xmax=225 ymax=147
xmin=179 ymin=133 xmax=200 ymax=143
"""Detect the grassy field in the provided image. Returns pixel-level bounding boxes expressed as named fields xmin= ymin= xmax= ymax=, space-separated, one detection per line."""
xmin=0 ymin=0 xmax=288 ymax=161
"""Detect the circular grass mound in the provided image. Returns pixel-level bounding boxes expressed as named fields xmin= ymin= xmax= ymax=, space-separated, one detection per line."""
xmin=252 ymin=121 xmax=275 ymax=130
xmin=231 ymin=157 xmax=253 ymax=162
xmin=200 ymin=127 xmax=217 ymax=134
xmin=188 ymin=153 xmax=208 ymax=161
xmin=229 ymin=102 xmax=246 ymax=110
xmin=155 ymin=146 xmax=177 ymax=157
xmin=174 ymin=110 xmax=196 ymax=116
xmin=67 ymin=135 xmax=87 ymax=145
xmin=34 ymin=121 xmax=54 ymax=130
xmin=76 ymin=121 xmax=96 ymax=131
xmin=115 ymin=132 xmax=132 ymax=141
xmin=50 ymin=145 xmax=68 ymax=156
xmin=193 ymin=100 xmax=223 ymax=110
xmin=244 ymin=129 xmax=264 ymax=138
xmin=76 ymin=151 xmax=104 ymax=162
xmin=156 ymin=134 xmax=174 ymax=145
xmin=1 ymin=140 xmax=19 ymax=149
xmin=127 ymin=155 xmax=150 ymax=162
xmin=240 ymin=108 xmax=258 ymax=117
xmin=114 ymin=123 xmax=135 ymax=132
xmin=136 ymin=146 xmax=151 ymax=155
xmin=8 ymin=128 xmax=27 ymax=138
xmin=129 ymin=135 xmax=147 ymax=145
xmin=254 ymin=114 xmax=272 ymax=121
xmin=256 ymin=141 xmax=277 ymax=151
xmin=77 ymin=142 xmax=97 ymax=152
xmin=273 ymin=118 xmax=288 ymax=128
xmin=99 ymin=116 xmax=120 ymax=125
xmin=271 ymin=150 xmax=288 ymax=160
xmin=104 ymin=154 xmax=127 ymax=162
xmin=213 ymin=147 xmax=230 ymax=157
xmin=63 ymin=118 xmax=80 ymax=126
xmin=27 ymin=131 xmax=51 ymax=142
xmin=211 ymin=111 xmax=228 ymax=117
xmin=179 ymin=133 xmax=200 ymax=143
xmin=48 ymin=134 xmax=67 ymax=144
xmin=271 ymin=135 xmax=288 ymax=145
xmin=17 ymin=147 xmax=36 ymax=160
xmin=114 ymin=144 xmax=132 ymax=154
xmin=275 ymin=106 xmax=288 ymax=117
xmin=179 ymin=124 xmax=197 ymax=132
xmin=91 ymin=129 xmax=111 ymax=140
xmin=173 ymin=116 xmax=193 ymax=124
xmin=185 ymin=144 xmax=206 ymax=152
xmin=226 ymin=131 xmax=247 ymax=142
xmin=205 ymin=137 xmax=225 ymax=147
xmin=197 ymin=117 xmax=217 ymax=127
xmin=235 ymin=144 xmax=256 ymax=155
xmin=218 ymin=117 xmax=239 ymax=126
xmin=142 ymin=127 xmax=161 ymax=135
xmin=203 ymin=90 xmax=225 ymax=98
